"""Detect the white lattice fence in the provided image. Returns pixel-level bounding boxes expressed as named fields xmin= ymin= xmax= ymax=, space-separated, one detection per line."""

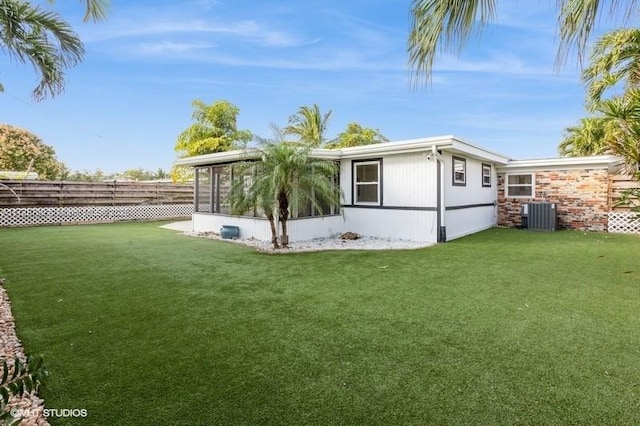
xmin=608 ymin=211 xmax=640 ymax=234
xmin=0 ymin=204 xmax=193 ymax=227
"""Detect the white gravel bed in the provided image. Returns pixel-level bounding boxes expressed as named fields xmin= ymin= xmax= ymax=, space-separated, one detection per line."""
xmin=0 ymin=280 xmax=49 ymax=426
xmin=185 ymin=231 xmax=433 ymax=253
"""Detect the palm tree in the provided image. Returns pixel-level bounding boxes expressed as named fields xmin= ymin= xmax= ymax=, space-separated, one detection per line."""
xmin=283 ymin=104 xmax=332 ymax=147
xmin=327 ymin=122 xmax=389 ymax=149
xmin=230 ymin=128 xmax=341 ymax=248
xmin=558 ymin=117 xmax=609 ymax=157
xmin=582 ymin=28 xmax=640 ymax=108
xmin=408 ymin=0 xmax=640 ymax=83
xmin=596 ymin=90 xmax=640 ymax=174
xmin=229 ymin=157 xmax=279 ymax=248
xmin=0 ymin=0 xmax=109 ymax=100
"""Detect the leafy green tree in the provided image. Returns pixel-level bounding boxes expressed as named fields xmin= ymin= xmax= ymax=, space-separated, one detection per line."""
xmin=63 ymin=169 xmax=113 ymax=181
xmin=229 ymin=160 xmax=279 ymax=247
xmin=0 ymin=0 xmax=108 ymax=100
xmin=559 ymin=28 xmax=640 ymax=174
xmin=558 ymin=117 xmax=609 ymax=157
xmin=327 ymin=122 xmax=388 ymax=149
xmin=230 ymin=128 xmax=340 ymax=248
xmin=595 ymin=90 xmax=640 ymax=174
xmin=155 ymin=168 xmax=168 ymax=179
xmin=117 ymin=168 xmax=166 ymax=181
xmin=0 ymin=124 xmax=64 ymax=179
xmin=582 ymin=28 xmax=640 ymax=108
xmin=172 ymin=99 xmax=252 ymax=182
xmin=174 ymin=99 xmax=252 ymax=157
xmin=408 ymin=0 xmax=638 ymax=83
xmin=283 ymin=104 xmax=332 ymax=147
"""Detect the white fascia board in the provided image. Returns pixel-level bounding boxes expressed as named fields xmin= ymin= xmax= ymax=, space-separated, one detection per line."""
xmin=448 ymin=138 xmax=512 ymax=164
xmin=174 ymin=149 xmax=262 ymax=167
xmin=175 ymin=148 xmax=341 ymax=167
xmin=336 ymin=135 xmax=455 ymax=159
xmin=496 ymin=155 xmax=622 ymax=173
xmin=309 ymin=149 xmax=342 ymax=160
xmin=173 ymin=135 xmax=512 ymax=167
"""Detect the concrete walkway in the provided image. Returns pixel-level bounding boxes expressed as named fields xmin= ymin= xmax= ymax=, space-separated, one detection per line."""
xmin=159 ymin=220 xmax=193 ymax=232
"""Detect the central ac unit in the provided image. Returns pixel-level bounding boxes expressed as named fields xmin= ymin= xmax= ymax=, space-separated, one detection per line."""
xmin=521 ymin=202 xmax=557 ymax=231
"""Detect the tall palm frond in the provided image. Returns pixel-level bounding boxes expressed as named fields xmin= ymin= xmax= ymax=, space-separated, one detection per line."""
xmin=0 ymin=0 xmax=108 ymax=100
xmin=582 ymin=28 xmax=640 ymax=108
xmin=232 ymin=127 xmax=341 ymax=247
xmin=408 ymin=0 xmax=640 ymax=84
xmin=596 ymin=89 xmax=640 ymax=174
xmin=558 ymin=117 xmax=610 ymax=157
xmin=283 ymin=104 xmax=332 ymax=147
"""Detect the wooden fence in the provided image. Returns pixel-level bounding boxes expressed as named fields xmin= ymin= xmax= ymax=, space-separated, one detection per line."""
xmin=0 ymin=180 xmax=193 ymax=208
xmin=608 ymin=175 xmax=639 ymax=211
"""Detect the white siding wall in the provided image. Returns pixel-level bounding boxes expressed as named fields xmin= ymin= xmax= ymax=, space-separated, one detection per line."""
xmin=341 ymin=152 xmax=438 ymax=207
xmin=342 ymin=208 xmax=438 ymax=242
xmin=192 ymin=213 xmax=345 ymax=242
xmin=445 ymin=207 xmax=495 ymax=240
xmin=193 ymin=213 xmax=272 ymax=240
xmin=339 ymin=152 xmax=439 ymax=242
xmin=382 ymin=154 xmax=437 ymax=207
xmin=285 ymin=216 xmax=345 ymax=241
xmin=192 ymin=149 xmax=496 ymax=244
xmin=442 ymin=152 xmax=498 ymax=240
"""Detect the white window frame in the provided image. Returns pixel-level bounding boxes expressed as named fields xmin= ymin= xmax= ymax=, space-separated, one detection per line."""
xmin=506 ymin=173 xmax=535 ymax=198
xmin=482 ymin=163 xmax=492 ymax=187
xmin=452 ymin=156 xmax=466 ymax=186
xmin=353 ymin=160 xmax=381 ymax=205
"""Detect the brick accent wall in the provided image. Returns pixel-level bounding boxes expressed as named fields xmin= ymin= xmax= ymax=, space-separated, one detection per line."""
xmin=497 ymin=168 xmax=610 ymax=231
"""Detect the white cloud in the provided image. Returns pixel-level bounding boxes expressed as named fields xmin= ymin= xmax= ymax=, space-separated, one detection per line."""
xmin=83 ymin=18 xmax=316 ymax=48
xmin=136 ymin=41 xmax=217 ymax=55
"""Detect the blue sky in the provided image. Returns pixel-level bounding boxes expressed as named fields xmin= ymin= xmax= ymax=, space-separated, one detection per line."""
xmin=0 ymin=0 xmax=622 ymax=173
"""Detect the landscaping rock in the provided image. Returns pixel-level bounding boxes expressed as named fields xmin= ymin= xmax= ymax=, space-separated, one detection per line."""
xmin=185 ymin=231 xmax=432 ymax=253
xmin=340 ymin=232 xmax=360 ymax=240
xmin=0 ymin=284 xmax=49 ymax=426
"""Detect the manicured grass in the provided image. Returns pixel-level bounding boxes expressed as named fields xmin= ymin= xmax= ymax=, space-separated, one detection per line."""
xmin=0 ymin=222 xmax=639 ymax=425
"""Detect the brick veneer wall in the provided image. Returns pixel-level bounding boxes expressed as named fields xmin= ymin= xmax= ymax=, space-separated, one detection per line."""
xmin=497 ymin=168 xmax=610 ymax=231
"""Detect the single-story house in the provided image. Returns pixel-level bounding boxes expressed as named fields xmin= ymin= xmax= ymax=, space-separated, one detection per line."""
xmin=175 ymin=135 xmax=628 ymax=243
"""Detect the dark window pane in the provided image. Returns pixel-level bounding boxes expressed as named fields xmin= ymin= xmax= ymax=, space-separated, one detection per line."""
xmin=453 ymin=158 xmax=466 ymax=183
xmin=508 ymin=174 xmax=532 ymax=185
xmin=357 ymin=184 xmax=378 ymax=203
xmin=356 ymin=164 xmax=378 ymax=183
xmin=508 ymin=185 xmax=532 ymax=196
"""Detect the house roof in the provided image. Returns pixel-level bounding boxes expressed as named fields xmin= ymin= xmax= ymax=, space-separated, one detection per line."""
xmin=173 ymin=135 xmax=624 ymax=171
xmin=173 ymin=135 xmax=513 ymax=167
xmin=496 ymin=155 xmax=622 ymax=173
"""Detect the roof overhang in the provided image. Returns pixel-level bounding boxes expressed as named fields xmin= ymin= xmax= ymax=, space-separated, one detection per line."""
xmin=497 ymin=155 xmax=623 ymax=173
xmin=174 ymin=135 xmax=513 ymax=167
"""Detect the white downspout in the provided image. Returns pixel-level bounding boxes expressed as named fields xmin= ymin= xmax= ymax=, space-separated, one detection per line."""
xmin=431 ymin=145 xmax=446 ymax=240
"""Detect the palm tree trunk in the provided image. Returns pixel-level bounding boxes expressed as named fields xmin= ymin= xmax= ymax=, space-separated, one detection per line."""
xmin=265 ymin=211 xmax=279 ymax=248
xmin=278 ymin=191 xmax=290 ymax=247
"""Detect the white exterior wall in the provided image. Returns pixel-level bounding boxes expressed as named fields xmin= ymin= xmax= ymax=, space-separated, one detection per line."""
xmin=192 ymin=213 xmax=345 ymax=242
xmin=340 ymin=152 xmax=438 ymax=242
xmin=190 ymin=149 xmax=500 ymax=245
xmin=341 ymin=208 xmax=438 ymax=242
xmin=341 ymin=152 xmax=437 ymax=207
xmin=445 ymin=208 xmax=496 ymax=240
xmin=442 ymin=152 xmax=498 ymax=240
xmin=382 ymin=154 xmax=437 ymax=207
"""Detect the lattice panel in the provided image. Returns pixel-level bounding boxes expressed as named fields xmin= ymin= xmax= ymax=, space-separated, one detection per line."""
xmin=608 ymin=211 xmax=640 ymax=234
xmin=0 ymin=204 xmax=193 ymax=227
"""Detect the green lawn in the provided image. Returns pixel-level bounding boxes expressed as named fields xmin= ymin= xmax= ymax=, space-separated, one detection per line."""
xmin=0 ymin=222 xmax=639 ymax=425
